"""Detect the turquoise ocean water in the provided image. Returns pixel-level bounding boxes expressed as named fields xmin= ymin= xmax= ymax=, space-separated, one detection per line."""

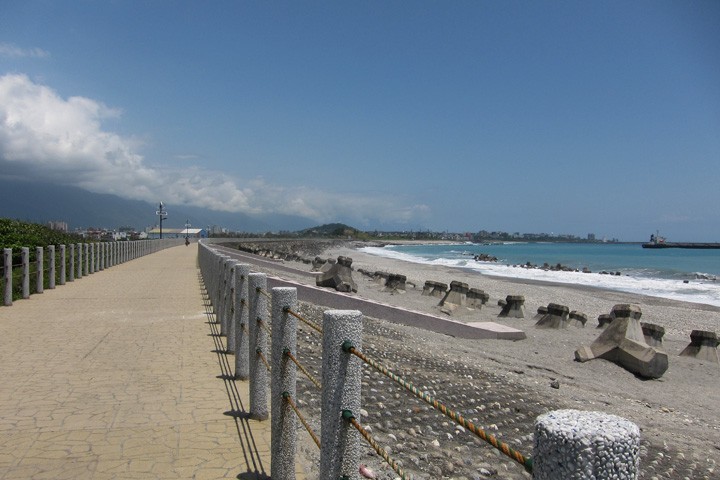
xmin=359 ymin=242 xmax=720 ymax=307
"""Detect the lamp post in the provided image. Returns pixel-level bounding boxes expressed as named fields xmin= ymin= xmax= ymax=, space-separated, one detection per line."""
xmin=184 ymin=219 xmax=191 ymax=245
xmin=156 ymin=202 xmax=168 ymax=239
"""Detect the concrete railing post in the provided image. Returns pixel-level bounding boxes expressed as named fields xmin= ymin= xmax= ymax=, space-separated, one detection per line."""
xmin=36 ymin=247 xmax=44 ymax=293
xmin=213 ymin=256 xmax=225 ymax=324
xmin=320 ymin=310 xmax=363 ymax=480
xmin=48 ymin=246 xmax=55 ymax=289
xmin=271 ymin=287 xmax=298 ymax=480
xmin=234 ymin=263 xmax=251 ymax=380
xmin=21 ymin=247 xmax=29 ymax=299
xmin=99 ymin=243 xmax=105 ymax=271
xmin=248 ymin=272 xmax=269 ymax=420
xmin=59 ymin=245 xmax=66 ymax=286
xmin=68 ymin=244 xmax=75 ymax=282
xmin=89 ymin=243 xmax=95 ymax=274
xmin=76 ymin=243 xmax=83 ymax=279
xmin=533 ymin=409 xmax=640 ymax=479
xmin=221 ymin=258 xmax=233 ymax=339
xmin=3 ymin=248 xmax=11 ymax=306
xmin=84 ymin=244 xmax=89 ymax=276
xmin=227 ymin=264 xmax=238 ymax=354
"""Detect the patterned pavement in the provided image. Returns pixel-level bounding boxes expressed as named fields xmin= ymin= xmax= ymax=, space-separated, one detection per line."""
xmin=0 ymin=244 xmax=303 ymax=479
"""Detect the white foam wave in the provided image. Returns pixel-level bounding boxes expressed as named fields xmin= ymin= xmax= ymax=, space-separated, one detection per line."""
xmin=359 ymin=246 xmax=720 ymax=307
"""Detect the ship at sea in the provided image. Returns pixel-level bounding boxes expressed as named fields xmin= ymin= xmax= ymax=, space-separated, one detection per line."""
xmin=642 ymin=232 xmax=720 ymax=249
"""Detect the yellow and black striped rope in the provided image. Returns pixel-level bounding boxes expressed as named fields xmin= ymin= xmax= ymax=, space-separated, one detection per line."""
xmin=342 ymin=341 xmax=533 ymax=473
xmin=283 ymin=392 xmax=321 ymax=449
xmin=284 ymin=349 xmax=322 ymax=390
xmin=342 ymin=410 xmax=413 ymax=480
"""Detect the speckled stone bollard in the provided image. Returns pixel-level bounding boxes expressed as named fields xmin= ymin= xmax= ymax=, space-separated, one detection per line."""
xmin=3 ymin=249 xmax=12 ymax=305
xmin=271 ymin=287 xmax=298 ymax=480
xmin=321 ymin=310 xmax=363 ymax=480
xmin=83 ymin=243 xmax=89 ymax=276
xmin=89 ymin=243 xmax=95 ymax=274
xmin=533 ymin=409 xmax=640 ymax=479
xmin=679 ymin=330 xmax=719 ymax=363
xmin=21 ymin=248 xmax=30 ymax=299
xmin=76 ymin=243 xmax=83 ymax=279
xmin=59 ymin=245 xmax=66 ymax=285
xmin=234 ymin=263 xmax=251 ymax=380
xmin=499 ymin=295 xmax=525 ymax=318
xmin=47 ymin=246 xmax=55 ymax=290
xmin=226 ymin=264 xmax=238 ymax=354
xmin=248 ymin=273 xmax=269 ymax=420
xmin=68 ymin=244 xmax=74 ymax=282
xmin=220 ymin=257 xmax=233 ymax=337
xmin=36 ymin=247 xmax=44 ymax=292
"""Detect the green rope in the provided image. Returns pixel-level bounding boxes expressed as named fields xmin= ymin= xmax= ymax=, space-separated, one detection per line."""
xmin=342 ymin=341 xmax=533 ymax=474
xmin=342 ymin=410 xmax=413 ymax=480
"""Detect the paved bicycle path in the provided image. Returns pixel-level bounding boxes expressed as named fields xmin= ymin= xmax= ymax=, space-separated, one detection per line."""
xmin=0 ymin=244 xmax=300 ymax=479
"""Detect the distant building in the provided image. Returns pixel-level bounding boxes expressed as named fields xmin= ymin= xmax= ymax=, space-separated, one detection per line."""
xmin=47 ymin=221 xmax=68 ymax=232
xmin=588 ymin=233 xmax=596 ymax=241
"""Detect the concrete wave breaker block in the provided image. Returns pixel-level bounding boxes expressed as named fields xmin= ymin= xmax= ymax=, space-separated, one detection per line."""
xmin=679 ymin=330 xmax=719 ymax=363
xmin=575 ymin=304 xmax=669 ymax=379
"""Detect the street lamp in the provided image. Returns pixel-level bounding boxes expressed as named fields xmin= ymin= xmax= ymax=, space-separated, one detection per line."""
xmin=155 ymin=202 xmax=168 ymax=239
xmin=184 ymin=219 xmax=191 ymax=245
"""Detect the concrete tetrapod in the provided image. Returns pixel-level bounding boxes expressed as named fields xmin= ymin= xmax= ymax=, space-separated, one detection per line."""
xmin=679 ymin=330 xmax=719 ymax=363
xmin=575 ymin=304 xmax=669 ymax=379
xmin=316 ymin=256 xmax=358 ymax=293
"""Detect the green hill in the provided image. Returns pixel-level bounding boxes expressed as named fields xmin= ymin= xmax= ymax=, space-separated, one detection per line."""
xmin=296 ymin=223 xmax=362 ymax=238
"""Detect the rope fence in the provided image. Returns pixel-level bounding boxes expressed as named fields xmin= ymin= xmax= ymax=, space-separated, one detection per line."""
xmin=2 ymin=240 xmax=183 ymax=306
xmin=197 ymin=241 xmax=644 ymax=480
xmin=342 ymin=341 xmax=534 ymax=473
xmin=284 ymin=349 xmax=321 ymax=390
xmin=283 ymin=392 xmax=321 ymax=449
xmin=342 ymin=409 xmax=413 ymax=480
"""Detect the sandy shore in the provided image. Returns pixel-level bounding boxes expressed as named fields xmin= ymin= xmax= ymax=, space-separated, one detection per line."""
xmin=228 ymin=240 xmax=719 ymax=479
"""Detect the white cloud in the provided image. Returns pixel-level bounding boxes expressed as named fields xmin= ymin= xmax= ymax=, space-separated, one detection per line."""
xmin=0 ymin=43 xmax=50 ymax=58
xmin=0 ymin=74 xmax=429 ymax=226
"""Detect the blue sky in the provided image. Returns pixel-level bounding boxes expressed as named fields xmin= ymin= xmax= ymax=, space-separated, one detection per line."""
xmin=1 ymin=1 xmax=718 ymax=241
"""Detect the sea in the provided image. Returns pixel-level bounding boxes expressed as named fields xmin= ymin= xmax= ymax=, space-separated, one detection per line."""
xmin=359 ymin=242 xmax=720 ymax=308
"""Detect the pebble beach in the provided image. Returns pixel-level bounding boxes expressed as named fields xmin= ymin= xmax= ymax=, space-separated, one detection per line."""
xmin=232 ymin=240 xmax=720 ymax=479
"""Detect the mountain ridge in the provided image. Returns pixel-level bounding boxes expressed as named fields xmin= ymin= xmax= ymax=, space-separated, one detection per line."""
xmin=0 ymin=178 xmax=316 ymax=233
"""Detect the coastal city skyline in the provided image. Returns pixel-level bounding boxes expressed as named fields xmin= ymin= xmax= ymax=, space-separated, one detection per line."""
xmin=1 ymin=2 xmax=719 ymax=242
